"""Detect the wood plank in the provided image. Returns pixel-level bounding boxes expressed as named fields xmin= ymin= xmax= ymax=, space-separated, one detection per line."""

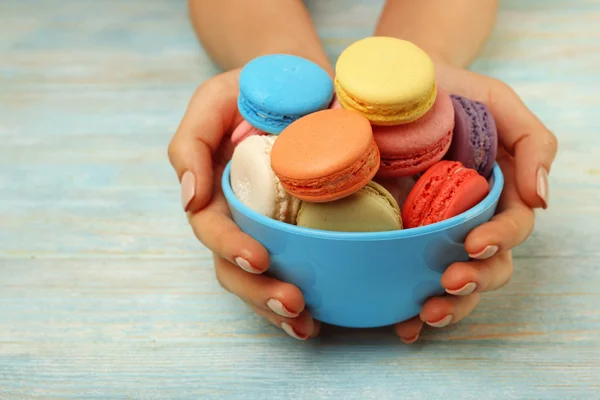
xmin=1 ymin=0 xmax=599 ymax=398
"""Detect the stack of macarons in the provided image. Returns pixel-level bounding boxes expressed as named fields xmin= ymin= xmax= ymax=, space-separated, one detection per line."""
xmin=229 ymin=37 xmax=498 ymax=232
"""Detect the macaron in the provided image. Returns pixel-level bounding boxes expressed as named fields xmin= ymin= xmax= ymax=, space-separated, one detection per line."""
xmin=373 ymin=87 xmax=455 ymax=177
xmin=334 ymin=37 xmax=437 ymax=126
xmin=271 ymin=109 xmax=380 ymax=203
xmin=238 ymin=54 xmax=334 ymax=134
xmin=230 ymin=120 xmax=265 ymax=147
xmin=376 ymin=176 xmax=417 ymax=209
xmin=232 ymin=92 xmax=343 ymax=148
xmin=296 ymin=181 xmax=402 ymax=232
xmin=447 ymin=95 xmax=498 ymax=178
xmin=402 ymin=160 xmax=489 ymax=228
xmin=230 ymin=135 xmax=300 ymax=224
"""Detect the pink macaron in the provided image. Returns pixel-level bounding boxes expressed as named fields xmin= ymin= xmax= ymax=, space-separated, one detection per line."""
xmin=230 ymin=120 xmax=265 ymax=147
xmin=373 ymin=87 xmax=455 ymax=177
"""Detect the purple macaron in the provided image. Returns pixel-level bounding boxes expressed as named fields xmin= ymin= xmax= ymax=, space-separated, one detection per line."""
xmin=447 ymin=95 xmax=498 ymax=178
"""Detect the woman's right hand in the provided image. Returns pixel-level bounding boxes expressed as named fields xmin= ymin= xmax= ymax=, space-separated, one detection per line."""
xmin=168 ymin=70 xmax=321 ymax=340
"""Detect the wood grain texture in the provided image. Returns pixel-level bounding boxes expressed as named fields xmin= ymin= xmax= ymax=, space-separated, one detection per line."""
xmin=1 ymin=0 xmax=599 ymax=399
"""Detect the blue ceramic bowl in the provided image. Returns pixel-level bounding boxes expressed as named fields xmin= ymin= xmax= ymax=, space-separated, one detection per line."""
xmin=222 ymin=162 xmax=504 ymax=328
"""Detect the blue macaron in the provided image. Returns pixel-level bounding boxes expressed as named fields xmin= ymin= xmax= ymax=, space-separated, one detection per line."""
xmin=238 ymin=54 xmax=334 ymax=134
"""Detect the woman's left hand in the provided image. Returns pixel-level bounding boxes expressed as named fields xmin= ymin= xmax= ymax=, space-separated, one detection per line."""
xmin=394 ymin=63 xmax=558 ymax=344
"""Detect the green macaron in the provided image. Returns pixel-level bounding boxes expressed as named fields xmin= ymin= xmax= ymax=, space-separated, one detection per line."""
xmin=296 ymin=181 xmax=402 ymax=232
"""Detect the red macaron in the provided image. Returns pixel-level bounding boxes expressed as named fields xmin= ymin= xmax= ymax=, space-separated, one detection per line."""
xmin=402 ymin=160 xmax=490 ymax=228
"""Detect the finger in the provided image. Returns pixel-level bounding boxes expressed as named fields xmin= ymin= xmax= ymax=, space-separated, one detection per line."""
xmin=188 ymin=174 xmax=270 ymax=273
xmin=436 ymin=65 xmax=558 ymax=209
xmin=214 ymin=254 xmax=305 ymax=317
xmin=442 ymin=251 xmax=513 ymax=296
xmin=486 ymin=81 xmax=557 ymax=209
xmin=311 ymin=320 xmax=322 ymax=338
xmin=252 ymin=307 xmax=317 ymax=340
xmin=420 ymin=293 xmax=480 ymax=328
xmin=464 ymin=152 xmax=534 ymax=259
xmin=167 ymin=69 xmax=243 ymax=213
xmin=394 ymin=316 xmax=424 ymax=344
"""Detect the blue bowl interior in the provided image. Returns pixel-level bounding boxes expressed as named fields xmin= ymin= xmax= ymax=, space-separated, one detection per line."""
xmin=222 ymin=162 xmax=504 ymax=241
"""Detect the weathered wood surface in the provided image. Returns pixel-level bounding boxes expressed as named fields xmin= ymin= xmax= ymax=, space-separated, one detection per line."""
xmin=1 ymin=0 xmax=599 ymax=398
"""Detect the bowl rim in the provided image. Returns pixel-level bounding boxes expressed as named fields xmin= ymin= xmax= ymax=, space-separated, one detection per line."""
xmin=222 ymin=162 xmax=504 ymax=241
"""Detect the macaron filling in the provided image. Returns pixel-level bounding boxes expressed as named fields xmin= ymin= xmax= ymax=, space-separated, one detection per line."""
xmin=278 ymin=140 xmax=380 ymax=199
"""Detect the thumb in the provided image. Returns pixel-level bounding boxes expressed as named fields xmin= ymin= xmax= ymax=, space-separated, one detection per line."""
xmin=167 ymin=69 xmax=242 ymax=213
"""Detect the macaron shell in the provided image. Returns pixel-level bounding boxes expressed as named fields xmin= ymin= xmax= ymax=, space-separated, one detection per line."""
xmin=238 ymin=54 xmax=334 ymax=134
xmin=230 ymin=135 xmax=299 ymax=223
xmin=334 ymin=37 xmax=436 ymax=125
xmin=376 ymin=176 xmax=416 ymax=209
xmin=230 ymin=119 xmax=265 ymax=146
xmin=440 ymin=172 xmax=489 ymax=221
xmin=296 ymin=182 xmax=402 ymax=232
xmin=420 ymin=167 xmax=489 ymax=226
xmin=374 ymin=87 xmax=454 ymax=177
xmin=271 ymin=109 xmax=380 ymax=202
xmin=448 ymin=95 xmax=498 ymax=178
xmin=277 ymin=139 xmax=380 ymax=203
xmin=329 ymin=93 xmax=342 ymax=109
xmin=402 ymin=161 xmax=489 ymax=228
xmin=402 ymin=162 xmax=451 ymax=229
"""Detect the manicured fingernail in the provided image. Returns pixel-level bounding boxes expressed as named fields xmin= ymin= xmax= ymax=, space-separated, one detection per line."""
xmin=267 ymin=299 xmax=299 ymax=318
xmin=401 ymin=334 xmax=419 ymax=344
xmin=537 ymin=166 xmax=549 ymax=209
xmin=281 ymin=322 xmax=308 ymax=340
xmin=469 ymin=245 xmax=498 ymax=260
xmin=426 ymin=315 xmax=452 ymax=328
xmin=181 ymin=171 xmax=195 ymax=211
xmin=234 ymin=257 xmax=261 ymax=274
xmin=446 ymin=282 xmax=477 ymax=296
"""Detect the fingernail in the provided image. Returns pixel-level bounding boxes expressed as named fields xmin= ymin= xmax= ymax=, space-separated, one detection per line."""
xmin=401 ymin=334 xmax=419 ymax=344
xmin=446 ymin=282 xmax=477 ymax=296
xmin=469 ymin=245 xmax=498 ymax=260
xmin=426 ymin=315 xmax=452 ymax=328
xmin=267 ymin=299 xmax=299 ymax=318
xmin=181 ymin=171 xmax=195 ymax=212
xmin=537 ymin=166 xmax=549 ymax=209
xmin=281 ymin=322 xmax=308 ymax=340
xmin=234 ymin=257 xmax=261 ymax=274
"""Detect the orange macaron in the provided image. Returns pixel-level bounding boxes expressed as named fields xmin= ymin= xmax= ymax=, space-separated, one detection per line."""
xmin=271 ymin=109 xmax=380 ymax=202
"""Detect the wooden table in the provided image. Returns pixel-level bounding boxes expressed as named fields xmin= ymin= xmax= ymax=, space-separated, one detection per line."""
xmin=1 ymin=0 xmax=599 ymax=398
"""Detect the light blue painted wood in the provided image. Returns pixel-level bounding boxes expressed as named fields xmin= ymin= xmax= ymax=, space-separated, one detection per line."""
xmin=1 ymin=0 xmax=599 ymax=398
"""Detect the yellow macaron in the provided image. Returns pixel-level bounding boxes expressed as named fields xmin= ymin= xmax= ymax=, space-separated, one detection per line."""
xmin=334 ymin=36 xmax=437 ymax=126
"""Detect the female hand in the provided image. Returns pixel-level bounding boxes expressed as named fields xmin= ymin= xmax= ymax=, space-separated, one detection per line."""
xmin=394 ymin=63 xmax=558 ymax=343
xmin=168 ymin=70 xmax=320 ymax=340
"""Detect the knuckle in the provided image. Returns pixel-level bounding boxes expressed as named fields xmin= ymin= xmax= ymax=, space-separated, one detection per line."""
xmin=214 ymin=260 xmax=232 ymax=293
xmin=214 ymin=227 xmax=231 ymax=256
xmin=504 ymin=215 xmax=522 ymax=236
xmin=544 ymin=131 xmax=559 ymax=156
